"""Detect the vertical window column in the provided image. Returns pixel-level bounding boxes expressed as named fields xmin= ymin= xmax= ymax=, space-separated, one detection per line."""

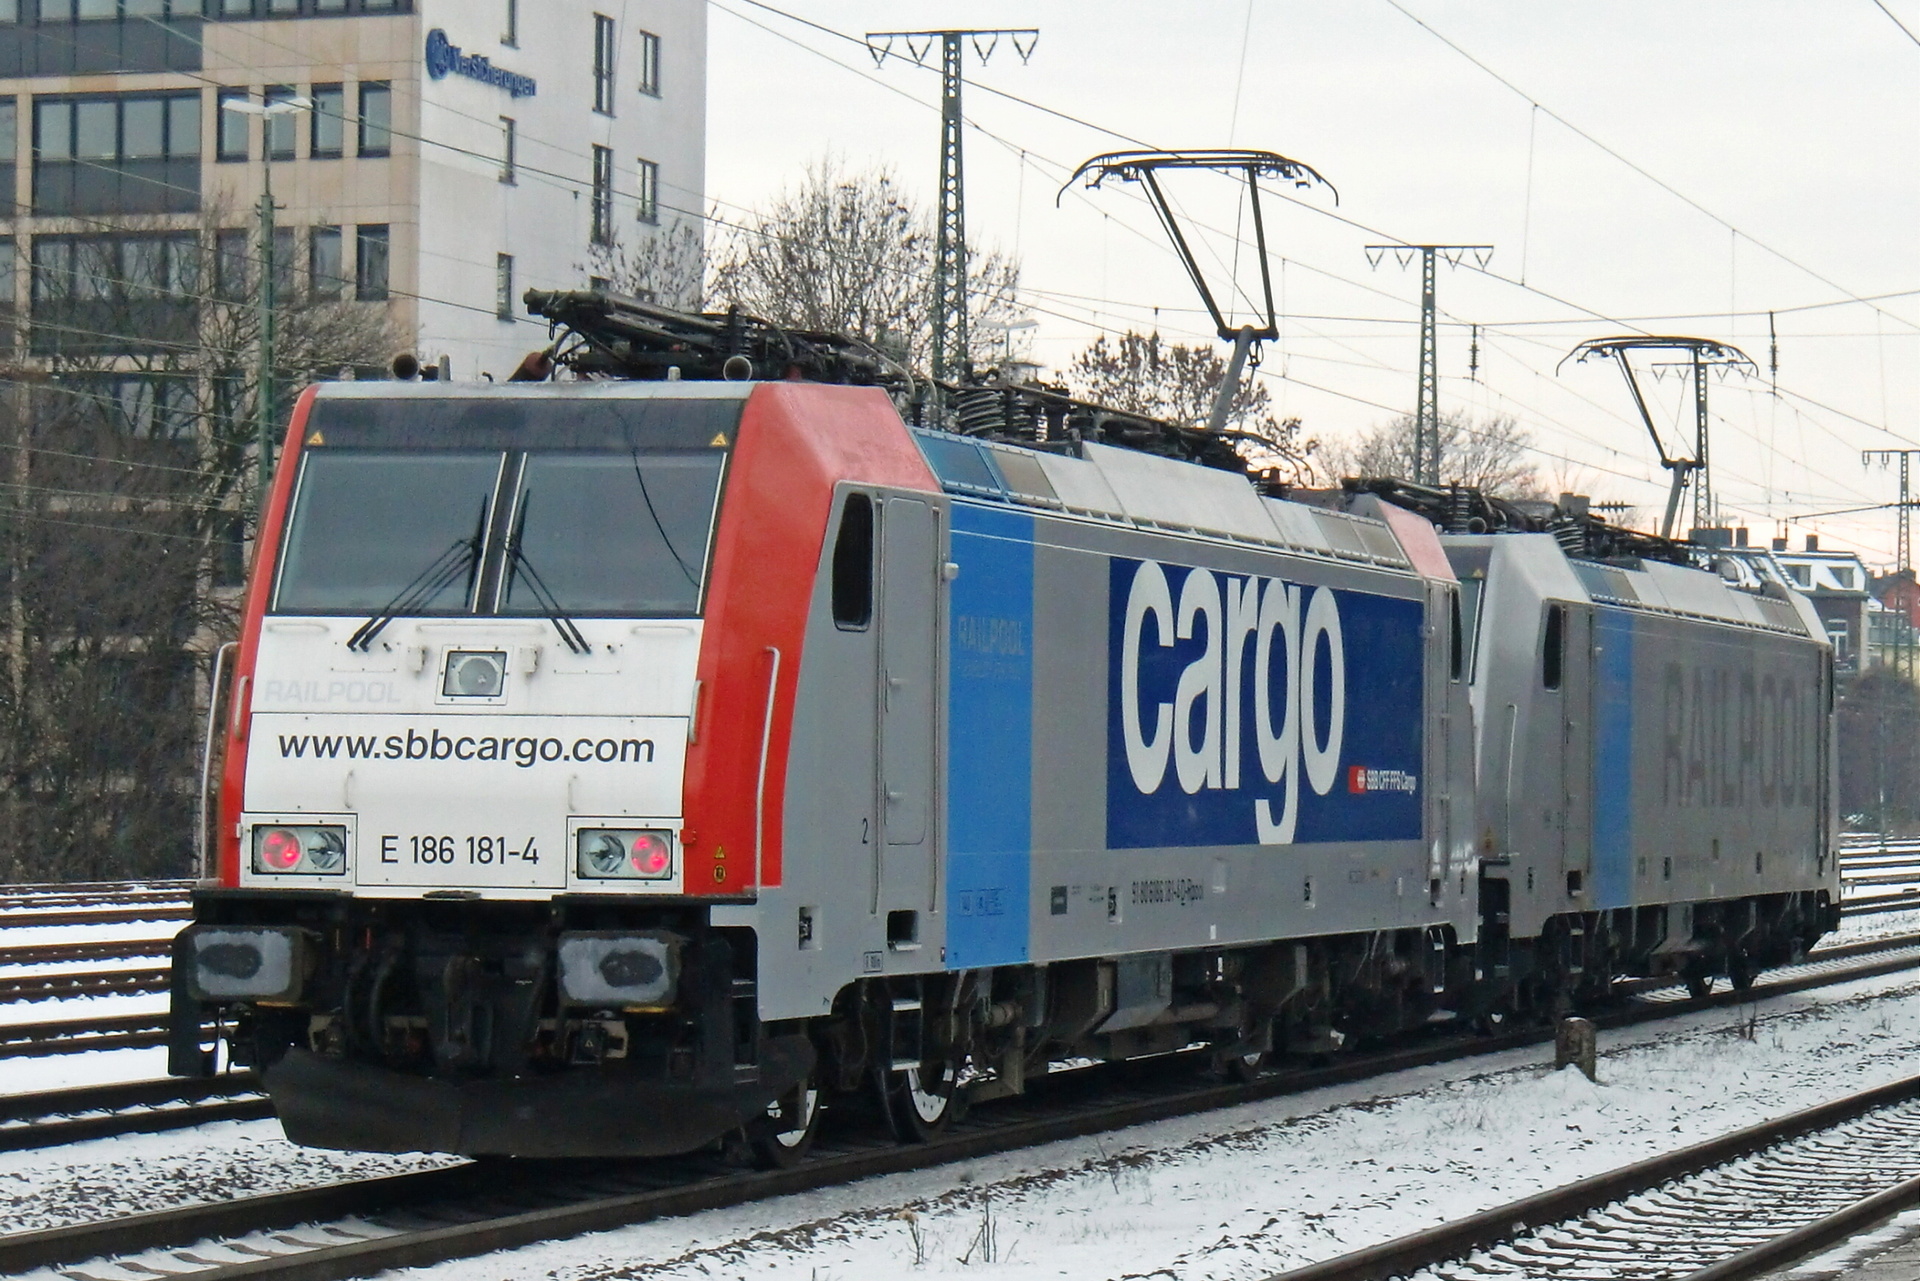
xmin=310 ymin=84 xmax=344 ymax=159
xmin=264 ymin=85 xmax=297 ymax=161
xmin=357 ymin=81 xmax=391 ymax=158
xmin=635 ymin=157 xmax=658 ymax=224
xmin=310 ymin=225 xmax=342 ymax=299
xmin=499 ymin=116 xmax=515 ymax=183
xmin=355 ymin=224 xmax=388 ymax=301
xmin=637 ymin=30 xmax=660 ymax=96
xmin=590 ymin=145 xmax=612 ymax=243
xmin=495 ymin=253 xmax=513 ymax=320
xmin=593 ymin=14 xmax=616 ymax=115
xmin=217 ymin=89 xmax=250 ymax=162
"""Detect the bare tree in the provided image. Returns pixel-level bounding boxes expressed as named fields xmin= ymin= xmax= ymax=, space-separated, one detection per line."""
xmin=1066 ymin=330 xmax=1318 ymax=479
xmin=0 ymin=206 xmax=402 ymax=880
xmin=705 ymin=157 xmax=1022 ymax=371
xmin=1321 ymin=409 xmax=1545 ymax=499
xmin=588 ymin=219 xmax=705 ymax=310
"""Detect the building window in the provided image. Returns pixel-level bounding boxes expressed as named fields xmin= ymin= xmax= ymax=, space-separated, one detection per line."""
xmin=215 ymin=227 xmax=248 ymax=298
xmin=266 ymin=0 xmax=298 ymax=12
xmin=272 ymin=224 xmax=295 ymax=298
xmin=635 ymin=157 xmax=658 ymax=223
xmin=590 ymin=145 xmax=612 ymax=243
xmin=310 ymin=225 xmax=342 ymax=299
xmin=0 ymin=0 xmax=17 ymax=20
xmin=310 ymin=84 xmax=343 ymax=157
xmin=264 ymin=85 xmax=297 ymax=160
xmin=592 ymin=14 xmax=616 ymax=115
xmin=502 ymin=0 xmax=516 ymax=46
xmin=0 ymin=98 xmax=15 ymax=166
xmin=495 ymin=252 xmax=513 ymax=320
xmin=35 ymin=92 xmax=200 ymax=161
xmin=29 ymin=233 xmax=198 ymax=356
xmin=499 ymin=115 xmax=514 ymax=183
xmin=637 ymin=29 xmax=660 ymax=96
xmin=217 ymin=89 xmax=249 ymax=161
xmin=357 ymin=81 xmax=390 ymax=157
xmin=315 ymin=0 xmax=348 ymax=11
xmin=219 ymin=0 xmax=250 ymax=15
xmin=48 ymin=0 xmax=201 ymax=14
xmin=355 ymin=223 xmax=388 ymax=300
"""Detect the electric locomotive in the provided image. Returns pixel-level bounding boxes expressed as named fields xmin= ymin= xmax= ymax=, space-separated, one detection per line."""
xmin=169 ymin=293 xmax=1837 ymax=1162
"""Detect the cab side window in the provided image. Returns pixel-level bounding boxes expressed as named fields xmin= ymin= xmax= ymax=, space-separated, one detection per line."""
xmin=831 ymin=493 xmax=873 ymax=630
xmin=1542 ymin=603 xmax=1565 ymax=690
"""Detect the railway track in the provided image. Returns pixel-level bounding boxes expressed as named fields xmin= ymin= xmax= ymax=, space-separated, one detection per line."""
xmin=0 ymin=1075 xmax=268 ymax=1153
xmin=7 ymin=933 xmax=1920 ymax=1281
xmin=1266 ymin=1075 xmax=1920 ymax=1281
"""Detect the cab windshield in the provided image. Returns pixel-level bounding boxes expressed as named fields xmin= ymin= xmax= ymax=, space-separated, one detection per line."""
xmin=274 ymin=447 xmax=726 ymax=618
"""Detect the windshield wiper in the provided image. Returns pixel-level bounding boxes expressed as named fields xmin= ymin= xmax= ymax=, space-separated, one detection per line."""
xmin=506 ymin=490 xmax=590 ymax=655
xmin=346 ymin=537 xmax=480 ymax=652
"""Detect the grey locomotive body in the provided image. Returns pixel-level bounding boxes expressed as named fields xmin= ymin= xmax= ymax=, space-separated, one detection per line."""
xmin=1449 ymin=532 xmax=1833 ymax=1001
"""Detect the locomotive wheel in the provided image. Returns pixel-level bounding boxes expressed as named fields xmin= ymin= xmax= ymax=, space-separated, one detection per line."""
xmin=747 ymin=1075 xmax=823 ymax=1169
xmin=1729 ymin=954 xmax=1756 ymax=994
xmin=1216 ymin=1047 xmax=1268 ymax=1083
xmin=880 ymin=1059 xmax=958 ymax=1142
xmin=1685 ymin=970 xmax=1714 ymax=1001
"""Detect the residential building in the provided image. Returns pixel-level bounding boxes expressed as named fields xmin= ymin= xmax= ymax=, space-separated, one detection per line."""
xmin=1767 ymin=535 xmax=1873 ymax=672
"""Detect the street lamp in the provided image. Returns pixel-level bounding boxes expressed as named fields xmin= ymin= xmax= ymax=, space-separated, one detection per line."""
xmin=220 ymin=95 xmax=309 ymax=524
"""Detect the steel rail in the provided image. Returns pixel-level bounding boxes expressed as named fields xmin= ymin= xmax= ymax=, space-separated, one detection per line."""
xmin=0 ymin=1074 xmax=268 ymax=1152
xmin=0 ymin=967 xmax=170 ymax=1003
xmin=0 ymin=904 xmax=191 ymax=929
xmin=1259 ymin=1074 xmax=1920 ymax=1281
xmin=10 ymin=937 xmax=1920 ymax=1281
xmin=0 ymin=938 xmax=171 ymax=967
xmin=0 ymin=1012 xmax=176 ymax=1058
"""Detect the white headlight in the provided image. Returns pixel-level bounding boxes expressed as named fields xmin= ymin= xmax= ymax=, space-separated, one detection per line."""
xmin=443 ymin=650 xmax=507 ymax=698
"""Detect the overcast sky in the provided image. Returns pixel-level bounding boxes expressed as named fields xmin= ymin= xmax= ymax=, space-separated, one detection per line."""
xmin=703 ymin=1 xmax=1919 ymax=562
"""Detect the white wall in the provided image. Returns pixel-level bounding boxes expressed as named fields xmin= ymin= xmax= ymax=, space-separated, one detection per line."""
xmin=413 ymin=0 xmax=707 ymax=382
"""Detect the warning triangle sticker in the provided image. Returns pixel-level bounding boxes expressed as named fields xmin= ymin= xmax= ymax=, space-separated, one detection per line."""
xmin=306 ymin=431 xmax=325 ymax=445
xmin=709 ymin=433 xmax=729 ymax=447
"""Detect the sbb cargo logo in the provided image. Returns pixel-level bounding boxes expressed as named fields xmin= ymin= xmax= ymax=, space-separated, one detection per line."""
xmin=1106 ymin=557 xmax=1425 ymax=849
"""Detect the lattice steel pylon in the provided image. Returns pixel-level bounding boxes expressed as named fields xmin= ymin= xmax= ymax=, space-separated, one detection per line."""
xmin=1363 ymin=244 xmax=1492 ymax=486
xmin=867 ymin=28 xmax=1037 ymax=385
xmin=1863 ymin=449 xmax=1919 ymax=574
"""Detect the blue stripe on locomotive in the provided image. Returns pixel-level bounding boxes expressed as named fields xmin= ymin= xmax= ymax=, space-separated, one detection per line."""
xmin=945 ymin=502 xmax=1034 ymax=968
xmin=1103 ymin=556 xmax=1425 ymax=850
xmin=1591 ymin=609 xmax=1636 ymax=908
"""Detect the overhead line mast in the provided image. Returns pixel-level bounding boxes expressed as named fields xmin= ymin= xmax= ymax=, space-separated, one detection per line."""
xmin=1363 ymin=244 xmax=1493 ymax=486
xmin=866 ymin=27 xmax=1038 ymax=386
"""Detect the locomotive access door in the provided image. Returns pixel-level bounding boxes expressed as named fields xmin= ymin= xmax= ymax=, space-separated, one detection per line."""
xmin=875 ymin=496 xmax=939 ymax=909
xmin=1557 ymin=604 xmax=1595 ymax=898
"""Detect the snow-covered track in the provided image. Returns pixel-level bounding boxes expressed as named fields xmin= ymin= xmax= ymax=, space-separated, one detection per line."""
xmin=0 ymin=969 xmax=170 ymax=1005
xmin=0 ymin=1075 xmax=269 ymax=1154
xmin=0 ymin=905 xmax=190 ymax=931
xmin=0 ymin=1013 xmax=174 ymax=1059
xmin=0 ymin=939 xmax=170 ymax=968
xmin=1264 ymin=1074 xmax=1920 ymax=1281
xmin=0 ymin=882 xmax=189 ymax=915
xmin=9 ymin=940 xmax=1920 ymax=1281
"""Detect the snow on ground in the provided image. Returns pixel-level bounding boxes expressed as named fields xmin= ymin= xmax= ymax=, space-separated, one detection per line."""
xmin=0 ymin=991 xmax=168 ymax=1029
xmin=0 ymin=1117 xmax=456 ymax=1236
xmin=0 ymin=919 xmax=183 ymax=949
xmin=0 ymin=1046 xmax=176 ymax=1095
xmin=372 ymin=968 xmax=1920 ymax=1281
xmin=1833 ymin=905 xmax=1920 ymax=944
